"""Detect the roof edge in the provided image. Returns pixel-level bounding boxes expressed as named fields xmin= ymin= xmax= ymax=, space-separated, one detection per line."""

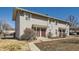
xmin=12 ymin=7 xmax=70 ymax=24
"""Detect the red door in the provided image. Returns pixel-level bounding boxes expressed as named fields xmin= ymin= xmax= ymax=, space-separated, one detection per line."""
xmin=41 ymin=29 xmax=46 ymax=37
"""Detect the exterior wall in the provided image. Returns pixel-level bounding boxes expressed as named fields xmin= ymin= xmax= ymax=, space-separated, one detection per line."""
xmin=31 ymin=14 xmax=49 ymax=37
xmin=19 ymin=14 xmax=31 ymax=38
xmin=57 ymin=22 xmax=69 ymax=36
xmin=65 ymin=24 xmax=69 ymax=36
xmin=50 ymin=21 xmax=69 ymax=37
xmin=31 ymin=14 xmax=48 ymax=26
xmin=15 ymin=13 xmax=20 ymax=39
xmin=50 ymin=22 xmax=58 ymax=37
xmin=18 ymin=13 xmax=49 ymax=38
xmin=15 ymin=11 xmax=69 ymax=39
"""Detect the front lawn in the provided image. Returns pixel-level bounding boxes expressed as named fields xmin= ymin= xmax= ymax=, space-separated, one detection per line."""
xmin=0 ymin=39 xmax=30 ymax=51
xmin=35 ymin=38 xmax=79 ymax=51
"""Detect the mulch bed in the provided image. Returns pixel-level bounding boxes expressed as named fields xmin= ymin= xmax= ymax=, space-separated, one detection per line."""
xmin=35 ymin=38 xmax=79 ymax=51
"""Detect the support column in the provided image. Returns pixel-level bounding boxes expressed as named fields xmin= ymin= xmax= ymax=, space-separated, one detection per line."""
xmin=36 ymin=27 xmax=37 ymax=36
xmin=40 ymin=28 xmax=41 ymax=37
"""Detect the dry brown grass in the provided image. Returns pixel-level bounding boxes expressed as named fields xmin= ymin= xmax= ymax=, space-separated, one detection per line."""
xmin=0 ymin=39 xmax=30 ymax=51
xmin=35 ymin=38 xmax=79 ymax=51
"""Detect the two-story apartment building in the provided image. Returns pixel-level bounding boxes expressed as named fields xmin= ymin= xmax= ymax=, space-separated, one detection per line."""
xmin=13 ymin=8 xmax=69 ymax=39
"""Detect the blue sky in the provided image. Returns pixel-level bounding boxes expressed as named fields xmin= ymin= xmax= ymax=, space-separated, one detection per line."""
xmin=0 ymin=7 xmax=79 ymax=28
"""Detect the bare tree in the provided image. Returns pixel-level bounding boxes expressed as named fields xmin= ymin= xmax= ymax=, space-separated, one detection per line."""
xmin=67 ymin=15 xmax=79 ymax=28
xmin=0 ymin=17 xmax=14 ymax=38
xmin=67 ymin=15 xmax=79 ymax=34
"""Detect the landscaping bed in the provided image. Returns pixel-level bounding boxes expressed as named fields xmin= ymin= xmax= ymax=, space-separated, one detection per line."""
xmin=0 ymin=39 xmax=30 ymax=51
xmin=35 ymin=38 xmax=79 ymax=51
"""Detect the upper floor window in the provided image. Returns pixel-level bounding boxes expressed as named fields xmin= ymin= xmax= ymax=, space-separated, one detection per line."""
xmin=19 ymin=12 xmax=30 ymax=20
xmin=25 ymin=14 xmax=31 ymax=20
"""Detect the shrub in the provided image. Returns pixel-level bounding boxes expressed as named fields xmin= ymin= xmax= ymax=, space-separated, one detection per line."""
xmin=21 ymin=28 xmax=36 ymax=41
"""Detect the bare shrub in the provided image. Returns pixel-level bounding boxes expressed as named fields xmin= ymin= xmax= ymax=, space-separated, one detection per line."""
xmin=21 ymin=28 xmax=36 ymax=41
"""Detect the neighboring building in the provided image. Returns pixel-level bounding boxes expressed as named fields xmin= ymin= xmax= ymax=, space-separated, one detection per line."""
xmin=70 ymin=27 xmax=79 ymax=35
xmin=0 ymin=21 xmax=15 ymax=38
xmin=13 ymin=8 xmax=70 ymax=39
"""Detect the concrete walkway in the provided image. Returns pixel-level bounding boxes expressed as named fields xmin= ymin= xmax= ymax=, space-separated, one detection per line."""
xmin=36 ymin=37 xmax=69 ymax=41
xmin=37 ymin=36 xmax=79 ymax=41
xmin=29 ymin=42 xmax=40 ymax=51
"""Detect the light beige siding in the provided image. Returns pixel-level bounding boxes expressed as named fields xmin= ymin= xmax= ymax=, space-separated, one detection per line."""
xmin=15 ymin=12 xmax=69 ymax=39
